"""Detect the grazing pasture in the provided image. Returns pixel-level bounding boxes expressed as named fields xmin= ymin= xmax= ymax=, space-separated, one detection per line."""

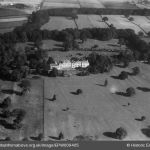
xmin=44 ymin=62 xmax=150 ymax=140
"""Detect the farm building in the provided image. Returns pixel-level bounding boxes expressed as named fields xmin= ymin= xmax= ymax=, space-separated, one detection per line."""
xmin=50 ymin=59 xmax=89 ymax=70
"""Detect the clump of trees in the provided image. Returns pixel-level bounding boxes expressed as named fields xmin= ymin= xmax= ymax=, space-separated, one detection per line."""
xmin=88 ymin=53 xmax=113 ymax=74
xmin=132 ymin=67 xmax=140 ymax=75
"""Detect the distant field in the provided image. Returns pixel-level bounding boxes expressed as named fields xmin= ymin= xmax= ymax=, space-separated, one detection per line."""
xmin=103 ymin=15 xmax=143 ymax=34
xmin=44 ymin=62 xmax=150 ymax=140
xmin=102 ymin=2 xmax=138 ymax=9
xmin=131 ymin=16 xmax=150 ymax=33
xmin=76 ymin=15 xmax=108 ymax=29
xmin=0 ymin=78 xmax=43 ymax=140
xmin=0 ymin=8 xmax=27 ymax=17
xmin=0 ymin=20 xmax=27 ymax=34
xmin=41 ymin=16 xmax=77 ymax=31
xmin=42 ymin=0 xmax=105 ymax=9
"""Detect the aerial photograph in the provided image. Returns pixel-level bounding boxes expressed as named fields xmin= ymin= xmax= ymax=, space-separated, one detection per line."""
xmin=0 ymin=0 xmax=150 ymax=142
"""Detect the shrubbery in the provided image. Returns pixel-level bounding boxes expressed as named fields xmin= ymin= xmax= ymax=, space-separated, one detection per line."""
xmin=119 ymin=71 xmax=128 ymax=80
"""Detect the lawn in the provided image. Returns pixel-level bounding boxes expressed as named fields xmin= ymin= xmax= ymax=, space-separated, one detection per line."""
xmin=44 ymin=61 xmax=150 ymax=140
xmin=0 ymin=78 xmax=43 ymax=140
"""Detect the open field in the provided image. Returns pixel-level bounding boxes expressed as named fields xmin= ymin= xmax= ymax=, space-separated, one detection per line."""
xmin=0 ymin=78 xmax=43 ymax=140
xmin=131 ymin=16 xmax=150 ymax=33
xmin=44 ymin=62 xmax=150 ymax=140
xmin=41 ymin=16 xmax=77 ymax=31
xmin=103 ymin=15 xmax=143 ymax=34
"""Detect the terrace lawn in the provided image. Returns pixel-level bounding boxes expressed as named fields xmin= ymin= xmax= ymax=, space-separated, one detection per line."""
xmin=44 ymin=62 xmax=150 ymax=140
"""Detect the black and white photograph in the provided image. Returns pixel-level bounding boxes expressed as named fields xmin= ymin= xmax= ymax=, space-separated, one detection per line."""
xmin=0 ymin=0 xmax=150 ymax=147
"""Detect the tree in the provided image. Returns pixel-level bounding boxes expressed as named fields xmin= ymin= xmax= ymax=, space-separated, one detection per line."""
xmin=138 ymin=31 xmax=144 ymax=37
xmin=102 ymin=17 xmax=108 ymax=22
xmin=76 ymin=89 xmax=83 ymax=95
xmin=126 ymin=87 xmax=135 ymax=97
xmin=19 ymin=80 xmax=31 ymax=93
xmin=11 ymin=69 xmax=22 ymax=81
xmin=118 ymin=38 xmax=125 ymax=50
xmin=115 ymin=127 xmax=127 ymax=140
xmin=128 ymin=17 xmax=134 ymax=21
xmin=132 ymin=67 xmax=140 ymax=75
xmin=119 ymin=71 xmax=128 ymax=80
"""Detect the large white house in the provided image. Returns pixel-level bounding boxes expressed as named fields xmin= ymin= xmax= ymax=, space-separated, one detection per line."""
xmin=50 ymin=59 xmax=89 ymax=70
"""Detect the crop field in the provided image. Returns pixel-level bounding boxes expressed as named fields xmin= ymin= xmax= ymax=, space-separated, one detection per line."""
xmin=76 ymin=15 xmax=108 ymax=29
xmin=44 ymin=62 xmax=150 ymax=140
xmin=103 ymin=15 xmax=143 ymax=34
xmin=0 ymin=78 xmax=43 ymax=140
xmin=41 ymin=16 xmax=77 ymax=31
xmin=131 ymin=16 xmax=150 ymax=33
xmin=42 ymin=0 xmax=105 ymax=9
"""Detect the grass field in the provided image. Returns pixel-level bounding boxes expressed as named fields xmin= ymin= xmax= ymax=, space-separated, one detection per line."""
xmin=76 ymin=15 xmax=108 ymax=29
xmin=44 ymin=62 xmax=150 ymax=140
xmin=0 ymin=78 xmax=43 ymax=140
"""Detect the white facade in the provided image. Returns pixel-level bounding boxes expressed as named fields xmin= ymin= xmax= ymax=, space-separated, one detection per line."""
xmin=50 ymin=60 xmax=89 ymax=70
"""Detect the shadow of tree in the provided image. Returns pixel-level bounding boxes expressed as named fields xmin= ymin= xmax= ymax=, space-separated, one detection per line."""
xmin=70 ymin=92 xmax=78 ymax=95
xmin=137 ymin=87 xmax=150 ymax=92
xmin=115 ymin=92 xmax=129 ymax=97
xmin=96 ymin=84 xmax=105 ymax=87
xmin=141 ymin=128 xmax=150 ymax=138
xmin=111 ymin=75 xmax=121 ymax=80
xmin=1 ymin=89 xmax=22 ymax=96
xmin=103 ymin=132 xmax=117 ymax=139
